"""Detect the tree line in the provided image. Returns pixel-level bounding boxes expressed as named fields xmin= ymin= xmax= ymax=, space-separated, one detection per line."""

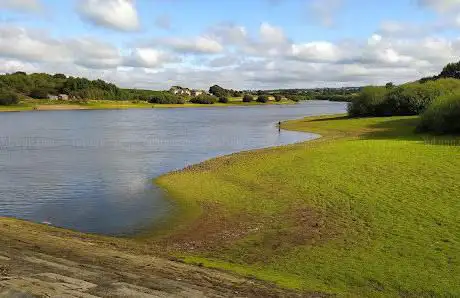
xmin=348 ymin=61 xmax=460 ymax=134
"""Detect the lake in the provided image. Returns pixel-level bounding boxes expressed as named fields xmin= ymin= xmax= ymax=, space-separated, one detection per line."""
xmin=0 ymin=101 xmax=347 ymax=235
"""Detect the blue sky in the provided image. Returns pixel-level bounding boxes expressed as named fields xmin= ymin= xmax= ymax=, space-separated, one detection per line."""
xmin=0 ymin=0 xmax=459 ymax=89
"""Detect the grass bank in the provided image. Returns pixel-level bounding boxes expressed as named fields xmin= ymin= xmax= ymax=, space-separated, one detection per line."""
xmin=0 ymin=98 xmax=296 ymax=112
xmin=155 ymin=115 xmax=460 ymax=297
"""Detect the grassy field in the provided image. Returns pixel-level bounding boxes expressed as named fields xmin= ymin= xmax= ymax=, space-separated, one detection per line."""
xmin=155 ymin=115 xmax=460 ymax=297
xmin=0 ymin=98 xmax=295 ymax=112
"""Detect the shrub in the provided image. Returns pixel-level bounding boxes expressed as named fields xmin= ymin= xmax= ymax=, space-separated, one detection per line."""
xmin=286 ymin=94 xmax=303 ymax=102
xmin=381 ymin=84 xmax=443 ymax=116
xmin=274 ymin=95 xmax=282 ymax=102
xmin=0 ymin=89 xmax=19 ymax=105
xmin=256 ymin=95 xmax=269 ymax=103
xmin=242 ymin=95 xmax=253 ymax=102
xmin=148 ymin=93 xmax=185 ymax=104
xmin=190 ymin=94 xmax=217 ymax=104
xmin=30 ymin=88 xmax=50 ymax=99
xmin=418 ymin=94 xmax=460 ymax=134
xmin=347 ymin=86 xmax=387 ymax=117
xmin=218 ymin=96 xmax=229 ymax=103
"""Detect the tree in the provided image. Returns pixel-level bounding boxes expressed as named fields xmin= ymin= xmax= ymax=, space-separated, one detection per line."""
xmin=190 ymin=94 xmax=218 ymax=104
xmin=385 ymin=82 xmax=394 ymax=89
xmin=30 ymin=88 xmax=50 ymax=99
xmin=0 ymin=89 xmax=19 ymax=105
xmin=209 ymin=85 xmax=229 ymax=97
xmin=243 ymin=94 xmax=253 ymax=102
xmin=439 ymin=61 xmax=460 ymax=79
xmin=53 ymin=73 xmax=67 ymax=79
xmin=274 ymin=95 xmax=282 ymax=102
xmin=257 ymin=95 xmax=269 ymax=103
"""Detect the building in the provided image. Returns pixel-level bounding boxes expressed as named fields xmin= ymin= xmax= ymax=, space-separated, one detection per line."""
xmin=170 ymin=86 xmax=205 ymax=97
xmin=58 ymin=94 xmax=69 ymax=100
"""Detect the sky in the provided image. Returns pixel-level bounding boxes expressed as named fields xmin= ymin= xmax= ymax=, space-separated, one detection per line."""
xmin=0 ymin=0 xmax=459 ymax=90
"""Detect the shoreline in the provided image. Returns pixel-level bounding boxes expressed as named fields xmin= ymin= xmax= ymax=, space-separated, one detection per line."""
xmin=0 ymin=100 xmax=298 ymax=113
xmin=3 ymin=113 xmax=458 ymax=296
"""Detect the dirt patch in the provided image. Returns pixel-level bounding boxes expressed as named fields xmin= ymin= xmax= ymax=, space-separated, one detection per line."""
xmin=158 ymin=203 xmax=265 ymax=253
xmin=35 ymin=104 xmax=90 ymax=111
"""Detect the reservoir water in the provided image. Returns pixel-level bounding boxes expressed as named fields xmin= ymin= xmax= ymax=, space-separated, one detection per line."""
xmin=0 ymin=101 xmax=347 ymax=235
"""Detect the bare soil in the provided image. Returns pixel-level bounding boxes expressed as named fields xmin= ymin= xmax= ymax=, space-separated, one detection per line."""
xmin=0 ymin=218 xmax=321 ymax=297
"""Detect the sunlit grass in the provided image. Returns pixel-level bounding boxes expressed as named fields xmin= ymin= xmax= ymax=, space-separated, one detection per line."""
xmin=156 ymin=115 xmax=460 ymax=297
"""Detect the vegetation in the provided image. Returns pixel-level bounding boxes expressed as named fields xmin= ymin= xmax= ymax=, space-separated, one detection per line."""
xmin=274 ymin=95 xmax=282 ymax=102
xmin=156 ymin=115 xmax=460 ymax=297
xmin=209 ymin=85 xmax=242 ymax=98
xmin=256 ymin=95 xmax=269 ymax=103
xmin=347 ymin=86 xmax=388 ymax=116
xmin=242 ymin=94 xmax=253 ymax=102
xmin=148 ymin=93 xmax=185 ymax=104
xmin=218 ymin=96 xmax=229 ymax=103
xmin=0 ymin=72 xmax=162 ymax=101
xmin=0 ymin=89 xmax=19 ymax=105
xmin=190 ymin=94 xmax=218 ymax=104
xmin=348 ymin=79 xmax=460 ymax=117
xmin=418 ymin=94 xmax=460 ymax=134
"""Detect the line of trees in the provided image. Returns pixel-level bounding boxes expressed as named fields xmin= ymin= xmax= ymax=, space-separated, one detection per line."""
xmin=348 ymin=61 xmax=460 ymax=134
xmin=0 ymin=72 xmax=164 ymax=104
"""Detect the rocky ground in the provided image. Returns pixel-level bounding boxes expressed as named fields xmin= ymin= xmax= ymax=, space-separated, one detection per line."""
xmin=0 ymin=218 xmax=315 ymax=298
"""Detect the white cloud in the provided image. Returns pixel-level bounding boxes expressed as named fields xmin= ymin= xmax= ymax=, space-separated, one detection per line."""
xmin=69 ymin=38 xmax=122 ymax=69
xmin=0 ymin=26 xmax=70 ymax=62
xmin=0 ymin=25 xmax=177 ymax=72
xmin=260 ymin=22 xmax=287 ymax=44
xmin=0 ymin=0 xmax=41 ymax=12
xmin=78 ymin=0 xmax=140 ymax=31
xmin=125 ymin=48 xmax=177 ymax=68
xmin=159 ymin=36 xmax=223 ymax=54
xmin=289 ymin=41 xmax=342 ymax=62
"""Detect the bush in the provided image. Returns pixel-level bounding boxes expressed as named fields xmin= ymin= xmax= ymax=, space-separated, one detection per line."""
xmin=148 ymin=93 xmax=185 ymax=104
xmin=30 ymin=88 xmax=50 ymax=99
xmin=381 ymin=84 xmax=443 ymax=116
xmin=190 ymin=94 xmax=217 ymax=104
xmin=418 ymin=94 xmax=460 ymax=134
xmin=348 ymin=79 xmax=460 ymax=117
xmin=347 ymin=86 xmax=387 ymax=117
xmin=256 ymin=95 xmax=269 ymax=103
xmin=242 ymin=95 xmax=253 ymax=102
xmin=0 ymin=89 xmax=19 ymax=105
xmin=274 ymin=95 xmax=282 ymax=102
xmin=218 ymin=96 xmax=229 ymax=103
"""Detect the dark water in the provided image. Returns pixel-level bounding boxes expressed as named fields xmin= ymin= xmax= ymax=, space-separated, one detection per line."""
xmin=0 ymin=101 xmax=346 ymax=235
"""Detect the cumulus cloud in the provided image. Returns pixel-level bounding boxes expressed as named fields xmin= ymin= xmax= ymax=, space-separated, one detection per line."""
xmin=0 ymin=0 xmax=42 ymax=12
xmin=125 ymin=48 xmax=178 ymax=68
xmin=77 ymin=0 xmax=140 ymax=31
xmin=260 ymin=22 xmax=287 ymax=44
xmin=0 ymin=25 xmax=177 ymax=72
xmin=158 ymin=36 xmax=223 ymax=54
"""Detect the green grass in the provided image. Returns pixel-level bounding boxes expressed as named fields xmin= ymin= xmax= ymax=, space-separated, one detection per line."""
xmin=155 ymin=115 xmax=460 ymax=297
xmin=0 ymin=98 xmax=296 ymax=112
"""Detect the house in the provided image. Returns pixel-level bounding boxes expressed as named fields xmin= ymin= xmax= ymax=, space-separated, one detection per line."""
xmin=191 ymin=90 xmax=204 ymax=97
xmin=169 ymin=86 xmax=192 ymax=96
xmin=47 ymin=95 xmax=59 ymax=100
xmin=169 ymin=86 xmax=205 ymax=97
xmin=58 ymin=94 xmax=69 ymax=100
